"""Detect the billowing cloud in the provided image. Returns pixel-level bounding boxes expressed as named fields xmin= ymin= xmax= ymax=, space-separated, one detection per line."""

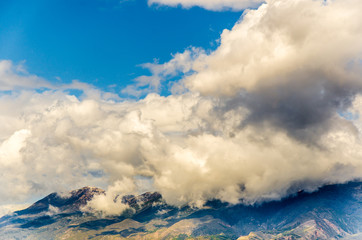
xmin=185 ymin=0 xmax=362 ymax=96
xmin=0 ymin=90 xmax=361 ymax=211
xmin=148 ymin=0 xmax=264 ymax=11
xmin=178 ymin=0 xmax=362 ymax=142
xmin=1 ymin=0 xmax=362 ymax=216
xmin=82 ymin=179 xmax=135 ymax=216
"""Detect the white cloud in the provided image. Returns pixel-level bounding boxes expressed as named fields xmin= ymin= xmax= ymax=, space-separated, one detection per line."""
xmin=0 ymin=60 xmax=51 ymax=91
xmin=0 ymin=89 xmax=361 ymax=212
xmin=0 ymin=60 xmax=98 ymax=95
xmin=122 ymin=48 xmax=203 ymax=97
xmin=184 ymin=0 xmax=362 ymax=96
xmin=83 ymin=179 xmax=135 ymax=216
xmin=148 ymin=0 xmax=264 ymax=11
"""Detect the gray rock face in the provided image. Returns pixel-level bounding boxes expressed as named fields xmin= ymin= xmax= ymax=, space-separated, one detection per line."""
xmin=0 ymin=182 xmax=361 ymax=239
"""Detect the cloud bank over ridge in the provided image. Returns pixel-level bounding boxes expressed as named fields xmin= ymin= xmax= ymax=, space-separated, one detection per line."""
xmin=1 ymin=0 xmax=362 ymax=215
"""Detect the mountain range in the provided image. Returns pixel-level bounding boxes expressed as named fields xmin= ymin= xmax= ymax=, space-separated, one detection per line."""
xmin=0 ymin=181 xmax=361 ymax=240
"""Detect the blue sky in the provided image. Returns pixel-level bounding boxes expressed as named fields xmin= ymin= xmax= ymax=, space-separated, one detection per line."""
xmin=0 ymin=0 xmax=241 ymax=93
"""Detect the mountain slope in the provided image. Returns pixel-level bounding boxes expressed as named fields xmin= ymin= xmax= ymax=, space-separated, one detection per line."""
xmin=0 ymin=182 xmax=361 ymax=240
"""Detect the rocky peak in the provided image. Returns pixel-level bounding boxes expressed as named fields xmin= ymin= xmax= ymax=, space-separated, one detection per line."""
xmin=122 ymin=192 xmax=162 ymax=210
xmin=15 ymin=186 xmax=105 ymax=215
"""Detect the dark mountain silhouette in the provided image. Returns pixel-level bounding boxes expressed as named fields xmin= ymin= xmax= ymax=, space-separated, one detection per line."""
xmin=0 ymin=181 xmax=361 ymax=239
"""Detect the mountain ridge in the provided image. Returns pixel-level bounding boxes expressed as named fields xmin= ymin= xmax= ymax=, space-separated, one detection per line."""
xmin=0 ymin=181 xmax=361 ymax=239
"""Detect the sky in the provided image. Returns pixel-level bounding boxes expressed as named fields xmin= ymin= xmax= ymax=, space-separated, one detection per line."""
xmin=1 ymin=0 xmax=362 ymax=216
xmin=0 ymin=0 xmax=241 ymax=94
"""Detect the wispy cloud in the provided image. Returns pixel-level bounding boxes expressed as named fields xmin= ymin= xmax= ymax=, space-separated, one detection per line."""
xmin=0 ymin=60 xmax=51 ymax=91
xmin=148 ymin=0 xmax=264 ymax=11
xmin=121 ymin=48 xmax=204 ymax=97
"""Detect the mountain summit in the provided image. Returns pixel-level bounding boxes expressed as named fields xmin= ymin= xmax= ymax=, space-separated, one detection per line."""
xmin=0 ymin=182 xmax=361 ymax=239
xmin=15 ymin=187 xmax=105 ymax=216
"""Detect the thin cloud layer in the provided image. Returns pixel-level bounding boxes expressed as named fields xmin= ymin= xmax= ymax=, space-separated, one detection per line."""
xmin=148 ymin=0 xmax=264 ymax=11
xmin=0 ymin=60 xmax=51 ymax=91
xmin=1 ymin=0 xmax=362 ymax=216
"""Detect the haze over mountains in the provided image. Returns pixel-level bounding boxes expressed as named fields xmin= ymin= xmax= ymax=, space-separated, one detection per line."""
xmin=0 ymin=181 xmax=361 ymax=239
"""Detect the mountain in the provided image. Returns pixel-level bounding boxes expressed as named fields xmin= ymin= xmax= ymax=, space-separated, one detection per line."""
xmin=0 ymin=182 xmax=361 ymax=240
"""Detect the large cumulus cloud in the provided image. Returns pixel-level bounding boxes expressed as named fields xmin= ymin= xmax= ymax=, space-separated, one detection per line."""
xmin=1 ymin=0 xmax=362 ymax=215
xmin=1 ymin=88 xmax=361 ymax=213
xmin=180 ymin=0 xmax=362 ymax=143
